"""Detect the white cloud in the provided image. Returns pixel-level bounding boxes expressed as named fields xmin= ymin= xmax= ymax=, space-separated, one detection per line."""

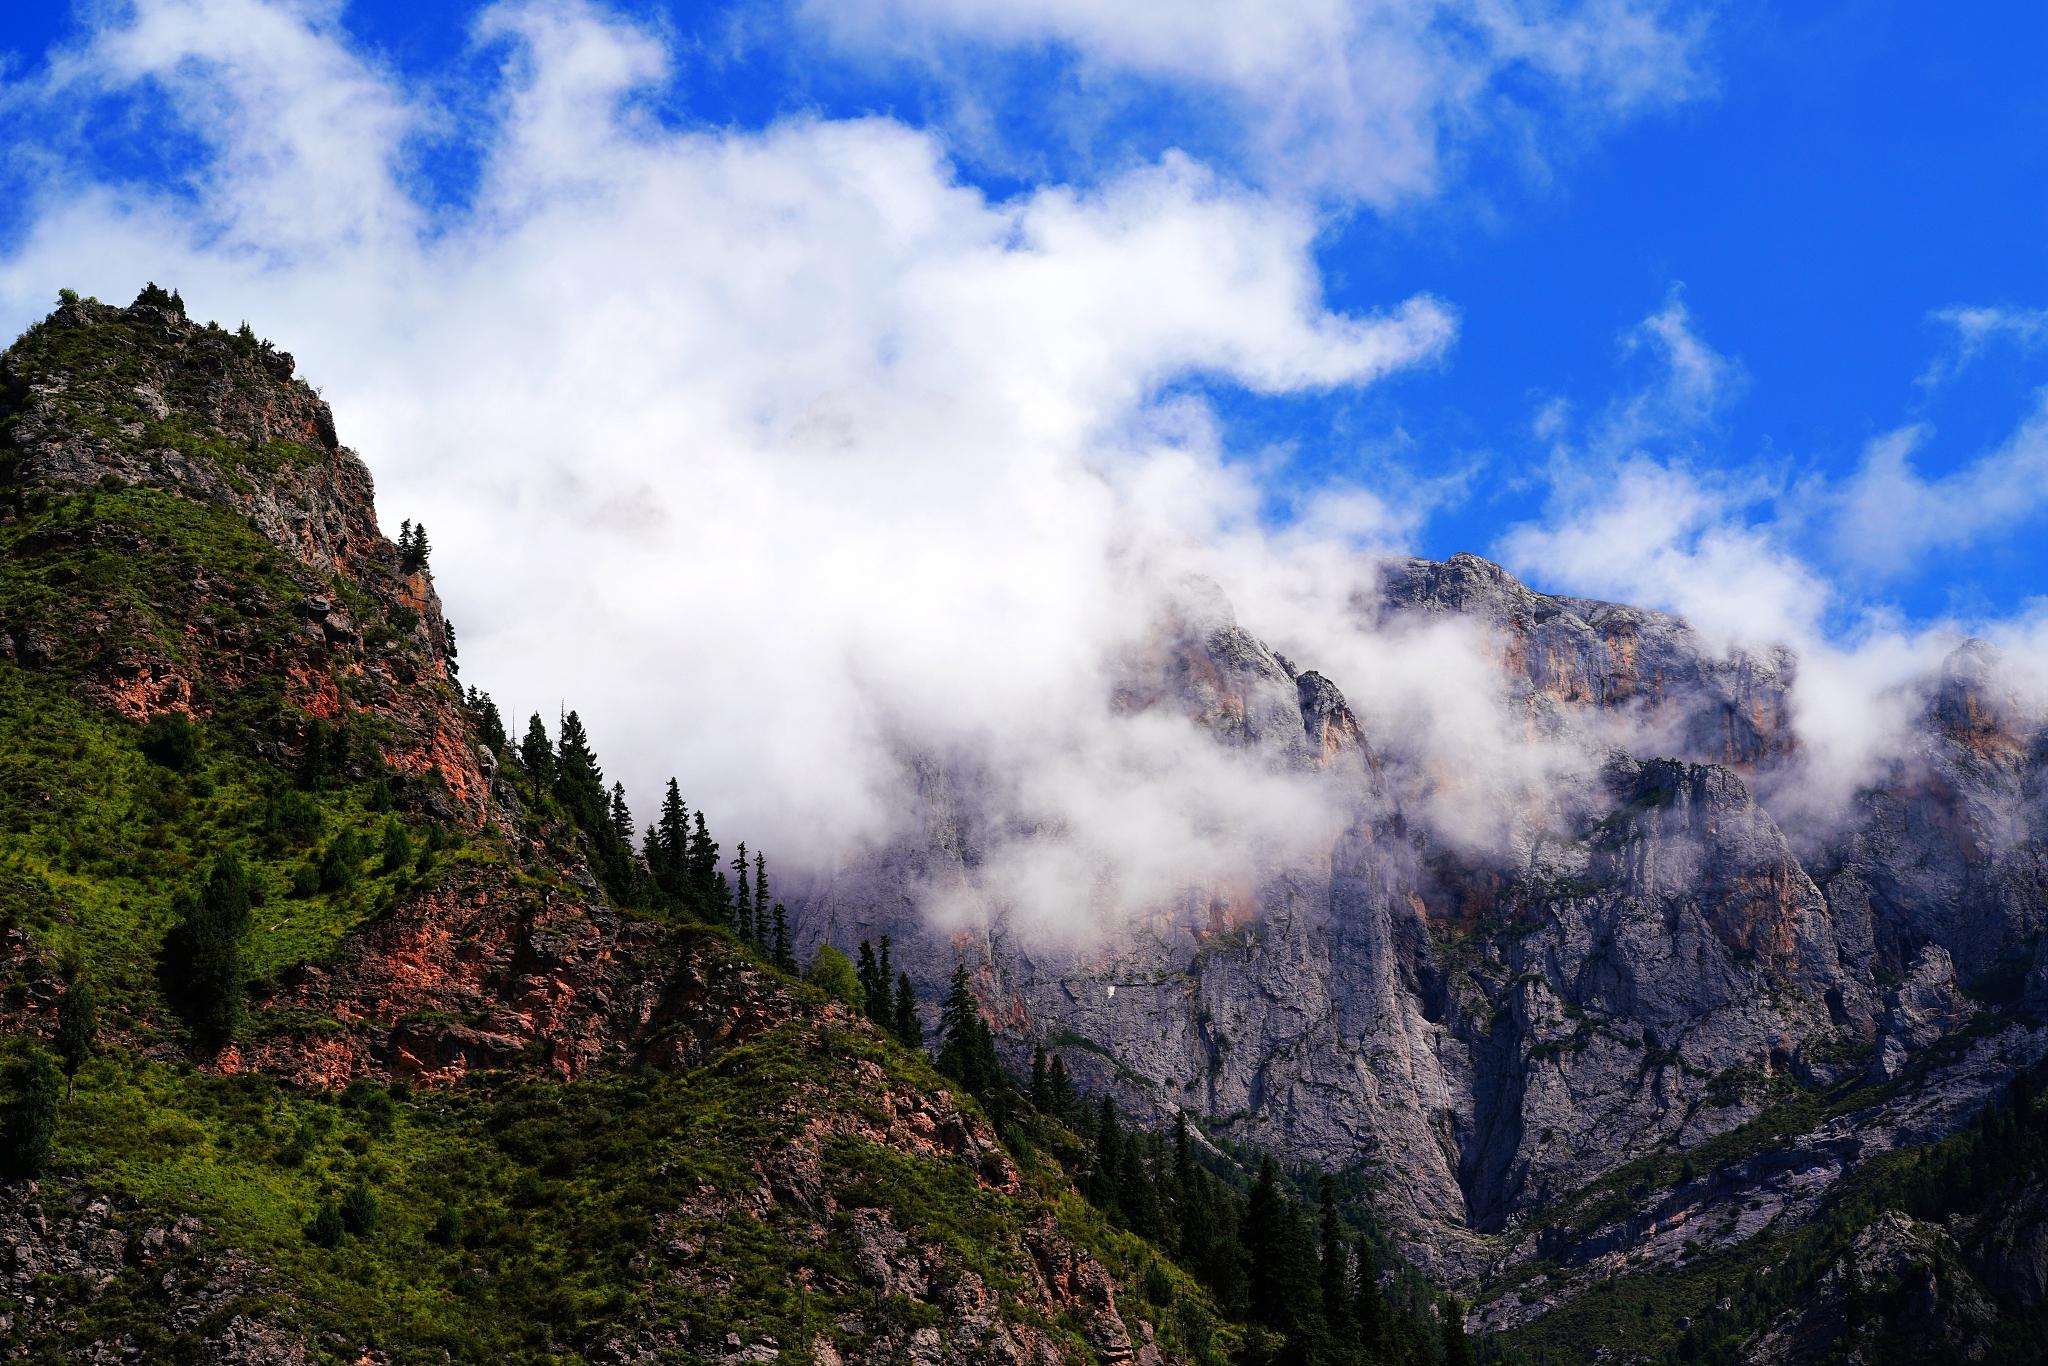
xmin=1917 ymin=303 xmax=2048 ymax=388
xmin=0 ymin=0 xmax=1455 ymax=932
xmin=1830 ymin=397 xmax=2048 ymax=579
xmin=800 ymin=0 xmax=1714 ymax=204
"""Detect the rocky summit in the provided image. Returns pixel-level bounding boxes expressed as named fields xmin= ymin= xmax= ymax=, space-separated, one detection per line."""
xmin=2 ymin=287 xmax=2047 ymax=1366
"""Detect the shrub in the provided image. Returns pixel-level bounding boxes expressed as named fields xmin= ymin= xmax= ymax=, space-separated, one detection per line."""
xmin=307 ymin=1199 xmax=345 ymax=1247
xmin=340 ymin=1179 xmax=379 ymax=1235
xmin=804 ymin=945 xmax=865 ymax=1011
xmin=139 ymin=712 xmax=199 ymax=771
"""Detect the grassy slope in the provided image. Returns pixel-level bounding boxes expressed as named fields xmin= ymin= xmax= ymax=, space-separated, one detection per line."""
xmin=0 ymin=301 xmax=1236 ymax=1364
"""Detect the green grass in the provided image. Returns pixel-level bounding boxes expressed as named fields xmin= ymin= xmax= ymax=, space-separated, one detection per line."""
xmin=20 ymin=1010 xmax=1235 ymax=1365
xmin=0 ymin=661 xmax=477 ymax=1031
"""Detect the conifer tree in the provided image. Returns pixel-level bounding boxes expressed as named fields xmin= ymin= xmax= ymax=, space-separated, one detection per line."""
xmin=163 ymin=852 xmax=253 ymax=1050
xmin=772 ymin=904 xmax=796 ymax=972
xmin=2 ymin=1050 xmax=62 ymax=1178
xmin=1091 ymin=1096 xmax=1124 ymax=1214
xmin=400 ymin=521 xmax=431 ymax=573
xmin=856 ymin=941 xmax=882 ymax=1012
xmin=520 ymin=714 xmax=555 ymax=787
xmin=732 ymin=844 xmax=752 ymax=942
xmin=753 ymin=851 xmax=769 ymax=944
xmin=892 ymin=972 xmax=920 ymax=1049
xmin=56 ymin=976 xmax=98 ymax=1100
xmin=1440 ymin=1296 xmax=1475 ymax=1366
xmin=688 ymin=813 xmax=720 ymax=918
xmin=1352 ymin=1236 xmax=1387 ymax=1361
xmin=470 ymin=691 xmax=507 ymax=752
xmin=1048 ymin=1053 xmax=1072 ymax=1120
xmin=609 ymin=784 xmax=634 ymax=845
xmin=554 ymin=710 xmax=605 ymax=829
xmin=1319 ymin=1174 xmax=1350 ymax=1341
xmin=655 ymin=781 xmax=689 ymax=893
xmin=936 ymin=964 xmax=1003 ymax=1105
xmin=1031 ymin=1044 xmax=1049 ymax=1110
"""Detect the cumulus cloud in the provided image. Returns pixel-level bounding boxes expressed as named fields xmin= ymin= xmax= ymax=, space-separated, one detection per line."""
xmin=0 ymin=0 xmax=1464 ymax=932
xmin=1829 ymin=399 xmax=2048 ymax=578
xmin=1493 ymin=295 xmax=2046 ymax=833
xmin=800 ymin=0 xmax=1715 ymax=204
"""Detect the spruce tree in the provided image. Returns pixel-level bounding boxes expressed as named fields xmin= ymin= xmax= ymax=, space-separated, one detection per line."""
xmin=1318 ymin=1174 xmax=1350 ymax=1341
xmin=1439 ymin=1296 xmax=1475 ymax=1366
xmin=1352 ymin=1236 xmax=1387 ymax=1361
xmin=164 ymin=852 xmax=253 ymax=1050
xmin=688 ymin=813 xmax=720 ymax=919
xmin=1031 ymin=1044 xmax=1049 ymax=1110
xmin=732 ymin=845 xmax=752 ymax=942
xmin=472 ymin=691 xmax=507 ymax=752
xmin=553 ymin=710 xmax=605 ymax=829
xmin=892 ymin=972 xmax=920 ymax=1048
xmin=936 ymin=964 xmax=1001 ymax=1101
xmin=55 ymin=974 xmax=98 ymax=1100
xmin=655 ymin=781 xmax=688 ymax=895
xmin=520 ymin=714 xmax=555 ymax=787
xmin=2 ymin=1050 xmax=62 ymax=1178
xmin=772 ymin=904 xmax=796 ymax=972
xmin=753 ymin=851 xmax=769 ymax=944
xmin=1091 ymin=1096 xmax=1124 ymax=1215
xmin=857 ymin=941 xmax=882 ymax=1012
xmin=1048 ymin=1053 xmax=1072 ymax=1120
xmin=1244 ymin=1156 xmax=1289 ymax=1332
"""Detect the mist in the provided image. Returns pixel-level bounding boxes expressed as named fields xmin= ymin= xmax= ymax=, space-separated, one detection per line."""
xmin=2 ymin=0 xmax=2043 ymax=942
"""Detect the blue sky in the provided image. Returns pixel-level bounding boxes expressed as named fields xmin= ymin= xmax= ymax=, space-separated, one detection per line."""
xmin=0 ymin=0 xmax=2045 ymax=846
xmin=3 ymin=0 xmax=2041 ymax=634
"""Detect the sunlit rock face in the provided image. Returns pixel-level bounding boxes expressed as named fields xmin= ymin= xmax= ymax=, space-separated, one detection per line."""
xmin=796 ymin=551 xmax=2048 ymax=1286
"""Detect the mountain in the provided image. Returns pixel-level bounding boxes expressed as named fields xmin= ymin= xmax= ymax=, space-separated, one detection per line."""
xmin=0 ymin=288 xmax=1318 ymax=1365
xmin=794 ymin=512 xmax=2048 ymax=1357
xmin=5 ymin=287 xmax=2046 ymax=1365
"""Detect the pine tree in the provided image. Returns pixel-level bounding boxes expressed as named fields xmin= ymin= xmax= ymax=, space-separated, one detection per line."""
xmin=1439 ymin=1296 xmax=1475 ymax=1366
xmin=753 ymin=851 xmax=769 ymax=945
xmin=688 ymin=813 xmax=720 ymax=920
xmin=1091 ymin=1096 xmax=1124 ymax=1214
xmin=471 ymin=691 xmax=507 ymax=752
xmin=56 ymin=976 xmax=98 ymax=1100
xmin=856 ymin=941 xmax=882 ymax=1013
xmin=1119 ymin=1138 xmax=1162 ymax=1238
xmin=163 ymin=852 xmax=253 ymax=1050
xmin=401 ymin=521 xmax=431 ymax=573
xmin=1319 ymin=1174 xmax=1350 ymax=1341
xmin=1031 ymin=1044 xmax=1049 ymax=1110
xmin=772 ymin=904 xmax=795 ymax=972
xmin=892 ymin=972 xmax=920 ymax=1048
xmin=936 ymin=964 xmax=1001 ymax=1101
xmin=609 ymin=783 xmax=634 ymax=845
xmin=1352 ymin=1235 xmax=1387 ymax=1361
xmin=520 ymin=714 xmax=554 ymax=787
xmin=2 ymin=1050 xmax=62 ymax=1178
xmin=655 ymin=781 xmax=689 ymax=894
xmin=554 ymin=710 xmax=605 ymax=829
xmin=1048 ymin=1053 xmax=1072 ymax=1120
xmin=379 ymin=818 xmax=412 ymax=875
xmin=732 ymin=844 xmax=752 ymax=943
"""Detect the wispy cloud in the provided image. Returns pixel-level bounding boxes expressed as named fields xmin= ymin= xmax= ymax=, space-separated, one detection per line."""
xmin=1917 ymin=303 xmax=2048 ymax=388
xmin=799 ymin=0 xmax=1717 ymax=206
